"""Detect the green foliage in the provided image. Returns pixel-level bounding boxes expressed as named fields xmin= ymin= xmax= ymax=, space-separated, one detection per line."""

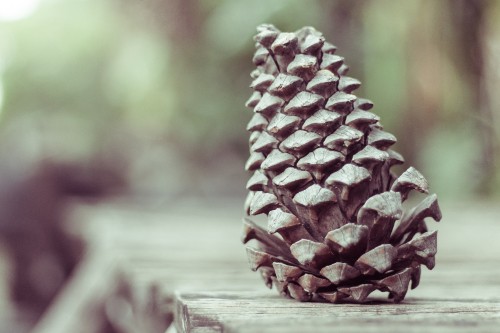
xmin=0 ymin=0 xmax=498 ymax=199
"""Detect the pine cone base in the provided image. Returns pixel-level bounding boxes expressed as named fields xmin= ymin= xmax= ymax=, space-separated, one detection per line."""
xmin=242 ymin=24 xmax=442 ymax=303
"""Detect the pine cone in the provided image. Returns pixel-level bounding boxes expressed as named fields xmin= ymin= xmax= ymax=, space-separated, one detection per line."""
xmin=242 ymin=24 xmax=442 ymax=303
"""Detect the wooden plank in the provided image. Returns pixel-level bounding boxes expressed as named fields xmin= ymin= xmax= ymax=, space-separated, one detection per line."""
xmin=33 ymin=199 xmax=252 ymax=333
xmin=175 ymin=290 xmax=500 ymax=333
xmin=174 ymin=258 xmax=500 ymax=333
xmin=225 ymin=318 xmax=500 ymax=333
xmin=32 ymin=250 xmax=121 ymax=333
xmin=78 ymin=201 xmax=256 ymax=332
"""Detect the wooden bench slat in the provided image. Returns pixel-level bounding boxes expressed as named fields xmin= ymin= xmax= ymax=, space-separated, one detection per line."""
xmin=175 ymin=291 xmax=500 ymax=333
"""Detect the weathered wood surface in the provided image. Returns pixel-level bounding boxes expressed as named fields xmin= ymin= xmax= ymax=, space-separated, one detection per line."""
xmin=32 ymin=250 xmax=124 ymax=333
xmin=33 ymin=200 xmax=500 ymax=333
xmin=225 ymin=311 xmax=500 ymax=333
xmin=175 ymin=262 xmax=500 ymax=333
xmin=178 ymin=292 xmax=500 ymax=333
xmin=33 ymin=199 xmax=254 ymax=333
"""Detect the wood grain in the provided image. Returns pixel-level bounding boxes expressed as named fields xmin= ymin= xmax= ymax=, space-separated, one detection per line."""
xmin=176 ymin=292 xmax=500 ymax=333
xmin=174 ymin=259 xmax=500 ymax=333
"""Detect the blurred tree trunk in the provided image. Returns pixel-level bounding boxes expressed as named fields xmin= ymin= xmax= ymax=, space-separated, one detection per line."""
xmin=132 ymin=0 xmax=238 ymax=196
xmin=403 ymin=1 xmax=444 ymax=168
xmin=401 ymin=0 xmax=495 ymax=196
xmin=446 ymin=0 xmax=496 ymax=195
xmin=154 ymin=0 xmax=203 ymax=48
xmin=320 ymin=1 xmax=365 ymax=77
xmin=150 ymin=0 xmax=205 ymax=147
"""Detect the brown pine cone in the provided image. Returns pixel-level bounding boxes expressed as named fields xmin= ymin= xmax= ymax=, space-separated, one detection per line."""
xmin=242 ymin=24 xmax=442 ymax=303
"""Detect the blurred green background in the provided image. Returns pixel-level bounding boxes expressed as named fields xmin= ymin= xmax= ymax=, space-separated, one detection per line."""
xmin=0 ymin=0 xmax=499 ymax=329
xmin=0 ymin=0 xmax=499 ymax=203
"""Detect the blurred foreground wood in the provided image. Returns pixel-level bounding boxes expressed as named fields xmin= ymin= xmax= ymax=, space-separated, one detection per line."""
xmin=33 ymin=200 xmax=500 ymax=333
